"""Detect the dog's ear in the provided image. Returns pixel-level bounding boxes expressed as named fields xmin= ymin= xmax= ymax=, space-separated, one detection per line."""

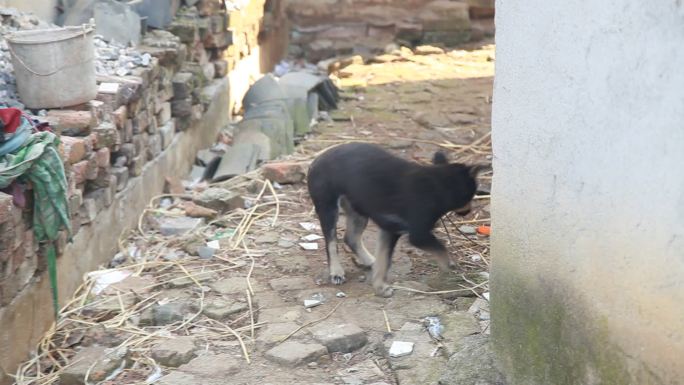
xmin=432 ymin=151 xmax=448 ymax=165
xmin=468 ymin=164 xmax=490 ymax=178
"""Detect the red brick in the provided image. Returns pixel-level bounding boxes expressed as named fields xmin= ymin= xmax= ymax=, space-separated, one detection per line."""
xmin=71 ymin=161 xmax=89 ymax=185
xmin=95 ymin=148 xmax=111 ymax=168
xmin=111 ymin=105 xmax=128 ymax=129
xmin=85 ymin=154 xmax=99 ymax=180
xmin=261 ymin=162 xmax=307 ymax=184
xmin=46 ymin=110 xmax=97 ymax=136
xmin=60 ymin=136 xmax=87 ymax=164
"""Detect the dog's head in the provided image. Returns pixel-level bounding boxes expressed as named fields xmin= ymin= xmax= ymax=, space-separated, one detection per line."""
xmin=432 ymin=151 xmax=488 ymax=216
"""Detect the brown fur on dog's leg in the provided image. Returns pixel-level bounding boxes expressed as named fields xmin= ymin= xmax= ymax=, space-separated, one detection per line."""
xmin=372 ymin=229 xmax=399 ymax=297
xmin=340 ymin=196 xmax=376 ymax=268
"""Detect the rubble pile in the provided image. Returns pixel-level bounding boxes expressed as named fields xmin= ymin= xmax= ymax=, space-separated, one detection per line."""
xmin=286 ymin=0 xmax=495 ymax=61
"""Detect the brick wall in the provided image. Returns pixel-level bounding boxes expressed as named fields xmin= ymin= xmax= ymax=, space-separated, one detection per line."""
xmin=285 ymin=0 xmax=494 ymax=62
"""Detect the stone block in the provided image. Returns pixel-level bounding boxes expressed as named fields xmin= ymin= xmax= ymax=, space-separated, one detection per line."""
xmin=171 ymin=98 xmax=193 ymax=117
xmin=84 ymin=154 xmax=99 ymax=180
xmin=192 ymin=188 xmax=244 ymax=212
xmin=60 ymin=136 xmax=87 ymax=164
xmin=96 ymin=82 xmax=123 ymax=110
xmin=71 ymin=160 xmax=89 ymax=185
xmin=159 ymin=216 xmax=203 ymax=236
xmin=132 ymin=109 xmax=150 ymax=134
xmin=59 ymin=346 xmax=128 ymax=385
xmin=47 ymin=110 xmax=97 ymax=136
xmin=265 ymin=341 xmax=327 ymax=367
xmin=92 ymin=122 xmax=120 ymax=149
xmin=310 ymin=322 xmax=367 ymax=353
xmin=151 ymin=337 xmax=197 ymax=367
xmin=168 ymin=18 xmax=199 ymax=44
xmin=172 ymin=72 xmax=194 ymax=100
xmin=95 ymin=148 xmax=111 ymax=168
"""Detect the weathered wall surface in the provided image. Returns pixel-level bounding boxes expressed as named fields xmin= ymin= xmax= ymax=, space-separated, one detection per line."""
xmin=491 ymin=1 xmax=684 ymax=384
xmin=286 ymin=0 xmax=494 ymax=61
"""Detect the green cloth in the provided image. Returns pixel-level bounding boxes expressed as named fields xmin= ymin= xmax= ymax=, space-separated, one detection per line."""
xmin=0 ymin=131 xmax=71 ymax=317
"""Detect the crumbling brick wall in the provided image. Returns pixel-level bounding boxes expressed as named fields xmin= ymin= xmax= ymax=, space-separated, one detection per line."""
xmin=285 ymin=0 xmax=494 ymax=61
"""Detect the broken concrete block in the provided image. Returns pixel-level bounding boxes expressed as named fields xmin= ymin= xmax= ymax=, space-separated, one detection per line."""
xmin=200 ymin=298 xmax=248 ymax=320
xmin=310 ymin=322 xmax=368 ymax=353
xmin=211 ymin=143 xmax=261 ymax=182
xmin=139 ymin=302 xmax=187 ymax=326
xmin=265 ymin=341 xmax=328 ymax=367
xmin=261 ymin=162 xmax=307 ymax=184
xmin=151 ymin=337 xmax=197 ymax=367
xmin=59 ymin=346 xmax=128 ymax=385
xmin=192 ymin=188 xmax=244 ymax=212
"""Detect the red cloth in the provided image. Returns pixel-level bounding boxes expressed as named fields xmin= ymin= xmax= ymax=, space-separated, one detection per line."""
xmin=0 ymin=108 xmax=23 ymax=134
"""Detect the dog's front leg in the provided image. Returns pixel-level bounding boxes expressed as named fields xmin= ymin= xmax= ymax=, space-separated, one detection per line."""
xmin=372 ymin=229 xmax=400 ymax=297
xmin=408 ymin=230 xmax=455 ymax=272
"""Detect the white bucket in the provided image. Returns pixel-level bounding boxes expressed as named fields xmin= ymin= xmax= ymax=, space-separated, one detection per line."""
xmin=7 ymin=24 xmax=97 ymax=109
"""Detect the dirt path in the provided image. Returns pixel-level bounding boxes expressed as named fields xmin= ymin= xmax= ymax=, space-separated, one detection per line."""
xmin=15 ymin=41 xmax=497 ymax=385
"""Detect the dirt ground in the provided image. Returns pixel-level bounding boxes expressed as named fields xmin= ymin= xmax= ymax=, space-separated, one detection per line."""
xmin=14 ymin=40 xmax=497 ymax=385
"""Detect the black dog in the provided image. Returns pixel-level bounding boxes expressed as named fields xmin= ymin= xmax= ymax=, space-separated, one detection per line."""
xmin=307 ymin=142 xmax=484 ymax=297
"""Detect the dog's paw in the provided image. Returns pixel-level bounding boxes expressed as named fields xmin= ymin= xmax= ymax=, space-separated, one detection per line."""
xmin=374 ymin=284 xmax=394 ymax=298
xmin=330 ymin=274 xmax=346 ymax=285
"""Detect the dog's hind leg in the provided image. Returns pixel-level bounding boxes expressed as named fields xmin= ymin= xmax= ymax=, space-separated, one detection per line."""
xmin=371 ymin=229 xmax=400 ymax=297
xmin=339 ymin=196 xmax=375 ymax=268
xmin=314 ymin=198 xmax=345 ymax=284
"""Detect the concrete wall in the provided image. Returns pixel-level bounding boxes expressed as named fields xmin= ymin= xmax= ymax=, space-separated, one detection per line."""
xmin=0 ymin=0 xmax=58 ymax=22
xmin=490 ymin=1 xmax=684 ymax=384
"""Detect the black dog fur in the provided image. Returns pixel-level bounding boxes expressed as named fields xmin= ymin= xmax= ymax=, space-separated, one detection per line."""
xmin=307 ymin=142 xmax=483 ymax=297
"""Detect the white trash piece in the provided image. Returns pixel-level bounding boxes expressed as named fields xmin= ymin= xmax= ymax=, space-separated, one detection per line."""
xmin=7 ymin=23 xmax=97 ymax=109
xmin=299 ymin=242 xmax=318 ymax=250
xmin=389 ymin=341 xmax=414 ymax=358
